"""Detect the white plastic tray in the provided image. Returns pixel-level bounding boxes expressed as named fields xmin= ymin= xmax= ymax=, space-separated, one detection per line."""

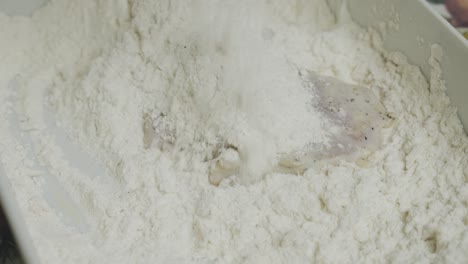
xmin=345 ymin=0 xmax=468 ymax=129
xmin=0 ymin=1 xmax=467 ymax=264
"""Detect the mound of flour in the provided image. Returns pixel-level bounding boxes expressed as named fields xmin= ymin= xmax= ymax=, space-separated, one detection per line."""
xmin=0 ymin=0 xmax=467 ymax=263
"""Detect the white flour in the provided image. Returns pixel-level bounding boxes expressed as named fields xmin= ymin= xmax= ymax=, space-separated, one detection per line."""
xmin=0 ymin=0 xmax=467 ymax=263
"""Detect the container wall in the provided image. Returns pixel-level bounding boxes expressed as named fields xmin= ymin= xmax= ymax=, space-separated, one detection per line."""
xmin=330 ymin=0 xmax=468 ymax=131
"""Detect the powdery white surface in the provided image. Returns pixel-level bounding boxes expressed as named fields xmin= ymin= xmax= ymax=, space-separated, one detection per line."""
xmin=0 ymin=0 xmax=467 ymax=263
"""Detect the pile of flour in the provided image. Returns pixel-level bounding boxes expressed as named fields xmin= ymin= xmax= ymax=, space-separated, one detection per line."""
xmin=0 ymin=0 xmax=467 ymax=263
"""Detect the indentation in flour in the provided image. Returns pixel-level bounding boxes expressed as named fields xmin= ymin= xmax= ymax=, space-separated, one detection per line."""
xmin=6 ymin=78 xmax=89 ymax=232
xmin=142 ymin=112 xmax=154 ymax=149
xmin=424 ymin=232 xmax=438 ymax=254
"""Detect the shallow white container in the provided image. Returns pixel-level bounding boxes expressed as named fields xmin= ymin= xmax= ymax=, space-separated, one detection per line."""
xmin=0 ymin=0 xmax=467 ymax=263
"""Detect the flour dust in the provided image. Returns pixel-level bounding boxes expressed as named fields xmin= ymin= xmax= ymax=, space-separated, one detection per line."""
xmin=0 ymin=0 xmax=467 ymax=263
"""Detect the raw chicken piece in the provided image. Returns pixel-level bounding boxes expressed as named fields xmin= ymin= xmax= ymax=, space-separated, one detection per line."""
xmin=279 ymin=72 xmax=394 ymax=172
xmin=210 ymin=72 xmax=394 ymax=182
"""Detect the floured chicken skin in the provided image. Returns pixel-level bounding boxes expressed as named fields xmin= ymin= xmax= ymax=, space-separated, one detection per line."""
xmin=209 ymin=72 xmax=394 ymax=184
xmin=278 ymin=72 xmax=394 ymax=172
